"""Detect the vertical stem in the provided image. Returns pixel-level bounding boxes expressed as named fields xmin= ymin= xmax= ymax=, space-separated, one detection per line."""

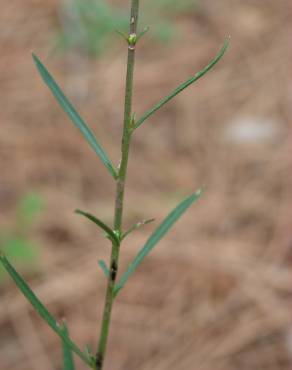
xmin=95 ymin=1 xmax=139 ymax=369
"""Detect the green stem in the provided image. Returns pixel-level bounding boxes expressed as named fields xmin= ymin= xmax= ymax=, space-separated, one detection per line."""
xmin=95 ymin=1 xmax=139 ymax=369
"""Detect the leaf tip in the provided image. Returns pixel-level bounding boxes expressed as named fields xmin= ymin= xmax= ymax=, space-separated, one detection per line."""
xmin=195 ymin=187 xmax=204 ymax=197
xmin=98 ymin=260 xmax=110 ymax=279
xmin=223 ymin=36 xmax=231 ymax=50
xmin=74 ymin=209 xmax=86 ymax=218
xmin=31 ymin=52 xmax=40 ymax=65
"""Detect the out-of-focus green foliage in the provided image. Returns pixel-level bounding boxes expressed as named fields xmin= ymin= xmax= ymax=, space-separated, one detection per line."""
xmin=148 ymin=0 xmax=197 ymax=14
xmin=0 ymin=193 xmax=44 ymax=281
xmin=56 ymin=0 xmax=198 ymax=56
xmin=57 ymin=0 xmax=128 ymax=56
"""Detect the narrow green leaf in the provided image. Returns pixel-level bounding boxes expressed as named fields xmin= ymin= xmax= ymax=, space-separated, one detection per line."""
xmin=0 ymin=253 xmax=93 ymax=368
xmin=61 ymin=321 xmax=75 ymax=370
xmin=115 ymin=29 xmax=128 ymax=41
xmin=137 ymin=26 xmax=150 ymax=42
xmin=122 ymin=218 xmax=155 ymax=240
xmin=98 ymin=260 xmax=110 ymax=279
xmin=84 ymin=344 xmax=95 ymax=363
xmin=135 ymin=38 xmax=230 ymax=128
xmin=75 ymin=209 xmax=119 ymax=246
xmin=114 ymin=188 xmax=203 ymax=295
xmin=32 ymin=54 xmax=117 ymax=179
xmin=84 ymin=344 xmax=93 ymax=357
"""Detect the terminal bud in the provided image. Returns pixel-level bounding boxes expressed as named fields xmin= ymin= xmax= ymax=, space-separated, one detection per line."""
xmin=128 ymin=33 xmax=137 ymax=49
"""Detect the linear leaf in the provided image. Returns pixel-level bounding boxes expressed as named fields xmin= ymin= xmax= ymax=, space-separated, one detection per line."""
xmin=61 ymin=321 xmax=75 ymax=370
xmin=98 ymin=260 xmax=110 ymax=279
xmin=114 ymin=189 xmax=203 ymax=295
xmin=75 ymin=209 xmax=119 ymax=246
xmin=137 ymin=26 xmax=150 ymax=42
xmin=84 ymin=344 xmax=95 ymax=363
xmin=0 ymin=254 xmax=93 ymax=368
xmin=135 ymin=38 xmax=230 ymax=128
xmin=122 ymin=218 xmax=155 ymax=240
xmin=32 ymin=54 xmax=117 ymax=179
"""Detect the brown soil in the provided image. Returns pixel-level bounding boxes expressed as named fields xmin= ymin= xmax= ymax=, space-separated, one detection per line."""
xmin=0 ymin=1 xmax=291 ymax=370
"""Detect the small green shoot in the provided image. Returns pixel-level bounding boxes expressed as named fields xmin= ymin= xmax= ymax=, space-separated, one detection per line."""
xmin=122 ymin=218 xmax=155 ymax=240
xmin=136 ymin=26 xmax=150 ymax=42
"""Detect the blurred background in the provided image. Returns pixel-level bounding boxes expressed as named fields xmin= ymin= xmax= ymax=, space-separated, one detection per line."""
xmin=0 ymin=0 xmax=291 ymax=369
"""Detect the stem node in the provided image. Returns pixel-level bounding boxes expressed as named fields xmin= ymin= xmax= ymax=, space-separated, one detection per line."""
xmin=95 ymin=353 xmax=103 ymax=370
